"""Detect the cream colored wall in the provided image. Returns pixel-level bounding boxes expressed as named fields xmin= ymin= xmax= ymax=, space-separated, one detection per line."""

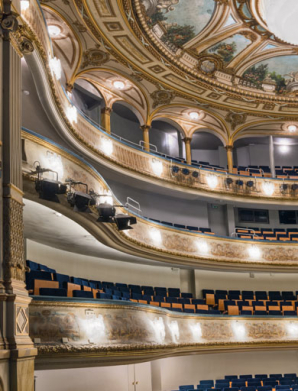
xmin=155 ymin=350 xmax=298 ymax=391
xmin=195 ymin=269 xmax=298 ymax=297
xmin=35 ymin=350 xmax=298 ymax=391
xmin=26 ymin=240 xmax=180 ymax=288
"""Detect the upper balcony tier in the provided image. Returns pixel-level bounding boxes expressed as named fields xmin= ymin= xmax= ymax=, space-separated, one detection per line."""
xmin=17 ymin=0 xmax=298 ymax=207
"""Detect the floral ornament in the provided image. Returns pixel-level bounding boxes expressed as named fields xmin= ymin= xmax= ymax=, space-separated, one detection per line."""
xmin=150 ymin=89 xmax=175 ymax=108
xmin=81 ymin=48 xmax=110 ymax=69
xmin=225 ymin=111 xmax=247 ymax=130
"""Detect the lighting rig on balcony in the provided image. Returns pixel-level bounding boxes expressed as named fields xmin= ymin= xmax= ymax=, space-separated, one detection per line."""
xmin=31 ymin=161 xmax=67 ymax=202
xmin=66 ymin=180 xmax=95 ymax=213
xmin=90 ymin=191 xmax=137 ymax=231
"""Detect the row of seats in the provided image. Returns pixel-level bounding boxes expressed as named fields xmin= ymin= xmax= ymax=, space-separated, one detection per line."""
xmin=26 ymin=261 xmax=208 ymax=313
xmin=202 ymin=290 xmax=298 ymax=316
xmin=235 ymin=228 xmax=298 ymax=241
xmin=176 ymin=373 xmax=298 ymax=391
xmin=143 ymin=218 xmax=215 ymax=234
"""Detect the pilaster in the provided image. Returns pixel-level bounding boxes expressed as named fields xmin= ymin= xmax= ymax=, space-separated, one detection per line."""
xmin=141 ymin=125 xmax=150 ymax=152
xmin=101 ymin=107 xmax=112 ymax=133
xmin=183 ymin=137 xmax=192 ymax=165
xmin=1 ymin=4 xmax=37 ymax=389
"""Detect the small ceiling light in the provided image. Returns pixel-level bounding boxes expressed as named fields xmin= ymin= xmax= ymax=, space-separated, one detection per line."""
xmin=288 ymin=125 xmax=297 ymax=133
xmin=151 ymin=158 xmax=163 ymax=176
xmin=196 ymin=240 xmax=209 ymax=254
xmin=55 ymin=212 xmax=62 ymax=217
xmin=149 ymin=228 xmax=162 ymax=244
xmin=189 ymin=112 xmax=200 ymax=120
xmin=48 ymin=25 xmax=61 ymax=37
xmin=113 ymin=80 xmax=125 ymax=90
xmin=49 ymin=57 xmax=61 ymax=80
xmin=206 ymin=175 xmax=218 ymax=189
xmin=66 ymin=106 xmax=78 ymax=124
xmin=280 ymin=145 xmax=290 ymax=154
xmin=21 ymin=0 xmax=29 ymax=12
xmin=248 ymin=245 xmax=261 ymax=259
xmin=101 ymin=137 xmax=113 ymax=156
xmin=262 ymin=181 xmax=274 ymax=196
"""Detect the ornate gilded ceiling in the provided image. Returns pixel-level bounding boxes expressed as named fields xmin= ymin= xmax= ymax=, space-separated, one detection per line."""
xmin=22 ymin=0 xmax=298 ymax=144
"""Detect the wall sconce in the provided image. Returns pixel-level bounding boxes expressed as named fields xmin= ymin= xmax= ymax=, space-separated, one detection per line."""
xmin=149 ymin=228 xmax=162 ymax=244
xmin=101 ymin=137 xmax=113 ymax=156
xmin=151 ymin=158 xmax=163 ymax=176
xmin=231 ymin=321 xmax=246 ymax=340
xmin=66 ymin=106 xmax=78 ymax=124
xmin=248 ymin=245 xmax=261 ymax=259
xmin=196 ymin=240 xmax=209 ymax=255
xmin=262 ymin=182 xmax=274 ymax=196
xmin=49 ymin=57 xmax=61 ymax=80
xmin=206 ymin=175 xmax=218 ymax=189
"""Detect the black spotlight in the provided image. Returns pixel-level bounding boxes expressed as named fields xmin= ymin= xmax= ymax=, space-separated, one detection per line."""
xmin=67 ymin=191 xmax=92 ymax=213
xmin=292 ymin=184 xmax=298 ymax=191
xmin=236 ymin=180 xmax=244 ymax=186
xmin=281 ymin=183 xmax=288 ymax=191
xmin=97 ymin=203 xmax=116 ymax=222
xmin=247 ymin=180 xmax=254 ymax=188
xmin=33 ymin=163 xmax=66 ymax=202
xmin=114 ymin=214 xmax=137 ymax=231
xmin=226 ymin=177 xmax=233 ymax=185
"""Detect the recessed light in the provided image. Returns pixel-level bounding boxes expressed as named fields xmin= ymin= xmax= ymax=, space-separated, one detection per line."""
xmin=48 ymin=25 xmax=61 ymax=37
xmin=189 ymin=112 xmax=199 ymax=120
xmin=288 ymin=125 xmax=297 ymax=132
xmin=113 ymin=81 xmax=125 ymax=90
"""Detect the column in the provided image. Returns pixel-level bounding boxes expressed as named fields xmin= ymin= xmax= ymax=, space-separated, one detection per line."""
xmin=1 ymin=6 xmax=37 ymax=390
xmin=141 ymin=125 xmax=150 ymax=152
xmin=101 ymin=107 xmax=112 ymax=133
xmin=225 ymin=145 xmax=234 ymax=173
xmin=269 ymin=135 xmax=276 ymax=178
xmin=180 ymin=269 xmax=196 ymax=298
xmin=183 ymin=137 xmax=192 ymax=165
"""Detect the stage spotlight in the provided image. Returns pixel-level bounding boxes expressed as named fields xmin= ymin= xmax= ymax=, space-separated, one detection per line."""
xmin=292 ymin=184 xmax=298 ymax=191
xmin=32 ymin=163 xmax=66 ymax=202
xmin=114 ymin=214 xmax=137 ymax=231
xmin=67 ymin=191 xmax=92 ymax=213
xmin=281 ymin=183 xmax=288 ymax=191
xmin=246 ymin=181 xmax=254 ymax=188
xmin=236 ymin=180 xmax=244 ymax=186
xmin=97 ymin=203 xmax=116 ymax=222
xmin=226 ymin=177 xmax=233 ymax=185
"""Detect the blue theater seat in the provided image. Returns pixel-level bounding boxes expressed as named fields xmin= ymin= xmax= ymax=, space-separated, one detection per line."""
xmin=168 ymin=288 xmax=180 ymax=297
xmin=284 ymin=374 xmax=297 ymax=379
xmin=282 ymin=292 xmax=296 ymax=301
xmin=153 ymin=295 xmax=165 ymax=302
xmin=53 ymin=273 xmax=70 ymax=288
xmin=255 ymin=375 xmax=268 ymax=379
xmin=269 ymin=291 xmax=282 ymax=301
xmin=202 ymin=289 xmax=214 ymax=298
xmin=209 ymin=310 xmax=221 ymax=314
xmin=155 ymin=287 xmax=167 ymax=296
xmin=179 ymin=386 xmax=194 ymax=390
xmin=132 ymin=293 xmax=143 ymax=300
xmin=115 ymin=283 xmax=127 ymax=289
xmin=196 ymin=310 xmax=208 ymax=314
xmin=241 ymin=310 xmax=253 ymax=315
xmin=268 ymin=310 xmax=282 ymax=315
xmin=181 ymin=292 xmax=193 ymax=299
xmin=223 ymin=388 xmax=238 ymax=391
xmin=142 ymin=295 xmax=152 ymax=302
xmin=112 ymin=290 xmax=121 ymax=297
xmin=102 ymin=281 xmax=114 ymax=289
xmin=264 ymin=380 xmax=278 ymax=387
xmin=166 ymin=297 xmax=178 ymax=304
xmin=280 ymin=380 xmax=294 ymax=385
xmin=284 ymin=311 xmax=297 ymax=316
xmin=73 ymin=290 xmax=93 ymax=298
xmin=97 ymin=292 xmax=112 ymax=300
xmin=200 ymin=380 xmax=214 ymax=387
xmin=39 ymin=264 xmax=56 ymax=273
xmin=39 ymin=288 xmax=67 ymax=297
xmin=277 ymin=386 xmax=292 ymax=389
xmin=240 ymin=375 xmax=253 ymax=379
xmin=192 ymin=299 xmax=206 ymax=305
xmin=171 ymin=308 xmax=182 ymax=312
xmin=26 ymin=270 xmax=52 ymax=290
xmin=225 ymin=376 xmax=238 ymax=380
xmin=26 ymin=260 xmax=40 ymax=271
xmin=242 ymin=291 xmax=254 ymax=300
xmin=178 ymin=298 xmax=191 ymax=305
xmin=143 ymin=287 xmax=154 ymax=296
xmin=241 ymin=387 xmax=256 ymax=391
xmin=255 ymin=291 xmax=268 ymax=301
xmin=122 ymin=292 xmax=130 ymax=299
xmin=247 ymin=380 xmax=261 ymax=386
xmin=232 ymin=380 xmax=246 ymax=387
xmin=257 ymin=387 xmax=272 ymax=391
xmin=71 ymin=277 xmax=83 ymax=286
xmin=254 ymin=311 xmax=267 ymax=315
xmin=184 ymin=309 xmax=195 ymax=314
xmin=89 ymin=282 xmax=98 ymax=289
xmin=105 ymin=288 xmax=114 ymax=296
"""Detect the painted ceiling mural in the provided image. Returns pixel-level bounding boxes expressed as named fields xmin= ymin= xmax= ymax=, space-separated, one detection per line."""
xmin=243 ymin=56 xmax=298 ymax=95
xmin=207 ymin=34 xmax=252 ymax=64
xmin=144 ymin=0 xmax=215 ymax=47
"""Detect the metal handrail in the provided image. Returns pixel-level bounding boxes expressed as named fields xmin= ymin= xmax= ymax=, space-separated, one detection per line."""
xmin=125 ymin=197 xmax=142 ymax=214
xmin=139 ymin=140 xmax=158 ymax=152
